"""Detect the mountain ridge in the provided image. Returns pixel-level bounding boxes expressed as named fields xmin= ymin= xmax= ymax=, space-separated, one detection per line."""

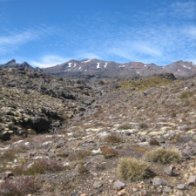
xmin=1 ymin=59 xmax=196 ymax=79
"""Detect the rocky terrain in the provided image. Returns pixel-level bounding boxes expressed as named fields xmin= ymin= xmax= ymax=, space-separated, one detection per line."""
xmin=0 ymin=61 xmax=195 ymax=196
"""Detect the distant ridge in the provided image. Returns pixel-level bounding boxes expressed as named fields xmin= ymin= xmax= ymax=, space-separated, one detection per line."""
xmin=43 ymin=59 xmax=196 ymax=79
xmin=1 ymin=59 xmax=196 ymax=79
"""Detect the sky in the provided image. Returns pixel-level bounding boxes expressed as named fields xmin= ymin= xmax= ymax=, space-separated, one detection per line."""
xmin=0 ymin=0 xmax=195 ymax=67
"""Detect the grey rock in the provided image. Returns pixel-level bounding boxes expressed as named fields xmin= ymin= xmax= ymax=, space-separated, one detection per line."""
xmin=164 ymin=165 xmax=176 ymax=176
xmin=178 ymin=125 xmax=189 ymax=131
xmin=177 ymin=184 xmax=187 ymax=190
xmin=182 ymin=144 xmax=196 ymax=158
xmin=163 ymin=186 xmax=172 ymax=193
xmin=0 ymin=131 xmax=11 ymax=141
xmin=113 ymin=180 xmax=125 ymax=190
xmin=187 ymin=175 xmax=196 ymax=186
xmin=4 ymin=171 xmax=14 ymax=180
xmin=93 ymin=181 xmax=103 ymax=189
xmin=0 ymin=179 xmax=5 ymax=186
xmin=152 ymin=177 xmax=167 ymax=187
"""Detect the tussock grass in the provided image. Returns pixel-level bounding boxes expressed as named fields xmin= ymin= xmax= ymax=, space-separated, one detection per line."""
xmin=117 ymin=157 xmax=153 ymax=181
xmin=144 ymin=147 xmax=181 ymax=164
xmin=104 ymin=134 xmax=123 ymax=144
xmin=0 ymin=176 xmax=39 ymax=196
xmin=13 ymin=159 xmax=64 ymax=176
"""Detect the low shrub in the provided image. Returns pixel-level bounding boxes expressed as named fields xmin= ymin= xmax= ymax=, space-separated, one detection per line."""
xmin=100 ymin=146 xmax=118 ymax=158
xmin=0 ymin=149 xmax=17 ymax=162
xmin=139 ymin=123 xmax=148 ymax=129
xmin=69 ymin=149 xmax=91 ymax=161
xmin=117 ymin=157 xmax=153 ymax=181
xmin=180 ymin=91 xmax=194 ymax=99
xmin=144 ymin=148 xmax=181 ymax=164
xmin=0 ymin=176 xmax=39 ymax=196
xmin=13 ymin=159 xmax=64 ymax=176
xmin=104 ymin=134 xmax=123 ymax=144
xmin=118 ymin=124 xmax=132 ymax=130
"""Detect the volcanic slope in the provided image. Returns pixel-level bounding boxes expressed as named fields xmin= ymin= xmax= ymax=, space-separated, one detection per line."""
xmin=0 ymin=65 xmax=195 ymax=195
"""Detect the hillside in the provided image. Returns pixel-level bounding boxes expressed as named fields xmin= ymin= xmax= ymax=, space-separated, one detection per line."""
xmin=0 ymin=64 xmax=195 ymax=196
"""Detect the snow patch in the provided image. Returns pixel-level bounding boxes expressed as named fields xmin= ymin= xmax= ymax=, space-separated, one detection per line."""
xmin=73 ymin=63 xmax=77 ymax=68
xmin=182 ymin=64 xmax=191 ymax=70
xmin=96 ymin=63 xmax=101 ymax=69
xmin=68 ymin=63 xmax=72 ymax=68
xmin=81 ymin=59 xmax=92 ymax=63
xmin=104 ymin=62 xmax=108 ymax=68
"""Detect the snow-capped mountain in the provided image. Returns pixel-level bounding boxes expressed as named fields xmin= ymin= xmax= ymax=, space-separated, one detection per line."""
xmin=1 ymin=59 xmax=195 ymax=79
xmin=43 ymin=59 xmax=196 ymax=79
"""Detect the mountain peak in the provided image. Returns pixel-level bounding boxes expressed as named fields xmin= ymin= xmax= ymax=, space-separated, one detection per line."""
xmin=5 ymin=59 xmax=17 ymax=66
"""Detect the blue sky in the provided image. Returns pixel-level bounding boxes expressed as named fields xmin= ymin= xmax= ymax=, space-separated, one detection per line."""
xmin=0 ymin=0 xmax=195 ymax=67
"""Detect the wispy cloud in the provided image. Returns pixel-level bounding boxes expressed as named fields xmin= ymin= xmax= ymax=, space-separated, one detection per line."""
xmin=30 ymin=55 xmax=69 ymax=68
xmin=85 ymin=1 xmax=196 ymax=65
xmin=107 ymin=42 xmax=162 ymax=64
xmin=0 ymin=26 xmax=58 ymax=55
xmin=103 ymin=24 xmax=196 ymax=64
xmin=0 ymin=30 xmax=40 ymax=45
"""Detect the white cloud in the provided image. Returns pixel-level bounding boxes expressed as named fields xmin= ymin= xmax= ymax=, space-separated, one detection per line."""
xmin=0 ymin=26 xmax=57 ymax=55
xmin=31 ymin=55 xmax=69 ymax=68
xmin=108 ymin=42 xmax=162 ymax=64
xmin=102 ymin=23 xmax=196 ymax=65
xmin=0 ymin=30 xmax=40 ymax=46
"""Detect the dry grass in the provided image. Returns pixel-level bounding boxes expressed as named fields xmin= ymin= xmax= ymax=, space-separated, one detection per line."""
xmin=120 ymin=77 xmax=172 ymax=91
xmin=117 ymin=157 xmax=153 ymax=181
xmin=69 ymin=149 xmax=91 ymax=161
xmin=144 ymin=148 xmax=181 ymax=164
xmin=139 ymin=122 xmax=148 ymax=129
xmin=0 ymin=176 xmax=39 ymax=196
xmin=180 ymin=91 xmax=195 ymax=99
xmin=100 ymin=146 xmax=118 ymax=158
xmin=118 ymin=124 xmax=132 ymax=130
xmin=0 ymin=149 xmax=17 ymax=162
xmin=13 ymin=159 xmax=64 ymax=176
xmin=104 ymin=134 xmax=123 ymax=144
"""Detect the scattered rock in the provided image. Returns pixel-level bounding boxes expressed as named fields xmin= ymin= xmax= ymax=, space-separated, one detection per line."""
xmin=177 ymin=184 xmax=187 ymax=190
xmin=113 ymin=180 xmax=126 ymax=190
xmin=163 ymin=186 xmax=172 ymax=193
xmin=164 ymin=165 xmax=177 ymax=176
xmin=117 ymin=189 xmax=126 ymax=196
xmin=92 ymin=148 xmax=101 ymax=155
xmin=152 ymin=177 xmax=167 ymax=187
xmin=0 ymin=131 xmax=11 ymax=141
xmin=4 ymin=171 xmax=14 ymax=180
xmin=187 ymin=175 xmax=196 ymax=186
xmin=93 ymin=181 xmax=103 ymax=189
